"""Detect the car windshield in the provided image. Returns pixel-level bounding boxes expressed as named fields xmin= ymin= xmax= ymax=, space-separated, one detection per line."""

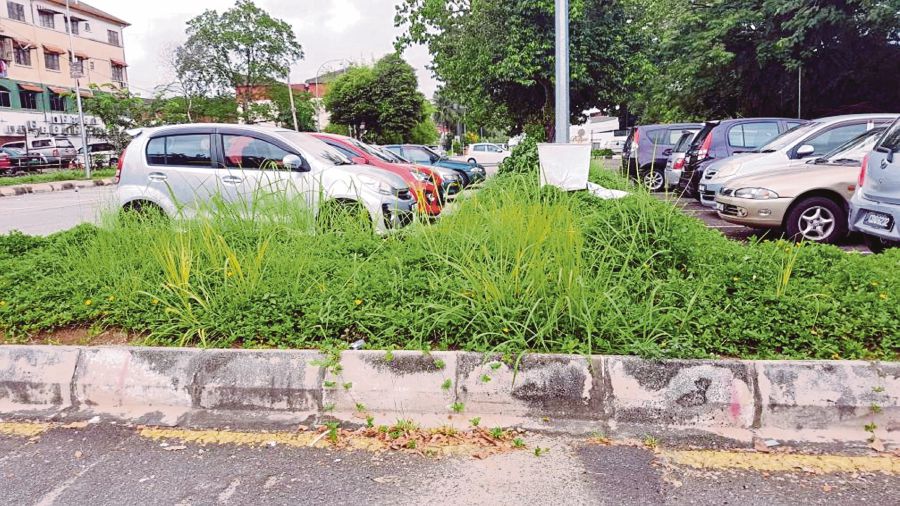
xmin=380 ymin=148 xmax=408 ymax=163
xmin=2 ymin=147 xmax=25 ymax=156
xmin=348 ymin=138 xmax=395 ymax=163
xmin=816 ymin=128 xmax=885 ymax=164
xmin=755 ymin=122 xmax=820 ymax=153
xmin=275 ymin=131 xmax=352 ymax=166
xmin=418 ymin=145 xmax=442 ymax=160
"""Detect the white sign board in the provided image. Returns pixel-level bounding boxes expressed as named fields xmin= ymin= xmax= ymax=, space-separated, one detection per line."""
xmin=537 ymin=143 xmax=591 ymax=191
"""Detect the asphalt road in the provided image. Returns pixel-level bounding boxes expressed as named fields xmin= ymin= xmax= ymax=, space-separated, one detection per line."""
xmin=0 ymin=186 xmax=115 ymax=236
xmin=0 ymin=423 xmax=895 ymax=505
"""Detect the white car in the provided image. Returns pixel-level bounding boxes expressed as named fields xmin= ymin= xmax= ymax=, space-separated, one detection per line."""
xmin=457 ymin=142 xmax=511 ymax=166
xmin=703 ymin=114 xmax=898 ymax=193
xmin=115 ymin=124 xmax=416 ymax=233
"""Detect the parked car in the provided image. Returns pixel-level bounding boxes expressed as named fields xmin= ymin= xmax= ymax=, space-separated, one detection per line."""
xmin=849 ymin=117 xmax=900 ymax=253
xmin=312 ymin=133 xmax=449 ymax=214
xmin=0 ymin=147 xmax=43 ymax=172
xmin=621 ymin=123 xmax=702 ymax=191
xmin=1 ymin=137 xmax=77 ymax=167
xmin=116 ymin=124 xmax=417 ymax=233
xmin=678 ymin=118 xmax=804 ymax=200
xmin=74 ymin=142 xmax=119 ymax=168
xmin=456 ymin=142 xmax=510 ymax=166
xmin=714 ymin=127 xmax=886 ymax=244
xmin=701 ymin=114 xmax=899 ymax=205
xmin=383 ymin=144 xmax=486 ymax=186
xmin=663 ymin=130 xmax=700 ymax=191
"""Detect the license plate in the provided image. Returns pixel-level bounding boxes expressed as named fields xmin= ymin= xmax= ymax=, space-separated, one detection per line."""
xmin=716 ymin=202 xmax=725 ymax=211
xmin=864 ymin=212 xmax=893 ymax=230
xmin=698 ymin=184 xmax=706 ymax=192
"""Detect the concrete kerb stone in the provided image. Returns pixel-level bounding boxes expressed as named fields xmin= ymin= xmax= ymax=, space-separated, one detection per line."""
xmin=0 ymin=345 xmax=80 ymax=415
xmin=0 ymin=177 xmax=114 ymax=198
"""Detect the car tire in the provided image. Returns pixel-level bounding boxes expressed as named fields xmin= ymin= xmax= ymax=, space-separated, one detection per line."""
xmin=641 ymin=169 xmax=665 ymax=192
xmin=785 ymin=196 xmax=847 ymax=244
xmin=467 ymin=158 xmax=477 ymax=165
xmin=317 ymin=199 xmax=372 ymax=234
xmin=862 ymin=233 xmax=899 ymax=254
xmin=122 ymin=200 xmax=167 ymax=221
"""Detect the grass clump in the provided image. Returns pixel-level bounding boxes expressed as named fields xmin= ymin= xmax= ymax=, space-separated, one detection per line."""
xmin=0 ymin=161 xmax=897 ymax=361
xmin=0 ymin=168 xmax=116 ymax=186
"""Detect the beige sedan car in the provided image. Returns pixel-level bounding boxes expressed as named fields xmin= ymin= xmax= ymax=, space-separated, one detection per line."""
xmin=714 ymin=128 xmax=885 ymax=244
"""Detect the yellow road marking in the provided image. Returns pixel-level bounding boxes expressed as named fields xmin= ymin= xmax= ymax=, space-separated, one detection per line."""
xmin=663 ymin=450 xmax=899 ymax=475
xmin=0 ymin=422 xmax=52 ymax=437
xmin=140 ymin=428 xmax=321 ymax=447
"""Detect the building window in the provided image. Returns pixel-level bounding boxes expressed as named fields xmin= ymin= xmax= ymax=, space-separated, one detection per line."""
xmin=38 ymin=11 xmax=55 ymax=28
xmin=84 ymin=22 xmax=91 ymax=32
xmin=6 ymin=2 xmax=25 ymax=22
xmin=19 ymin=90 xmax=38 ymax=110
xmin=107 ymin=30 xmax=120 ymax=46
xmin=70 ymin=19 xmax=79 ymax=35
xmin=0 ymin=86 xmax=10 ymax=108
xmin=49 ymin=92 xmax=66 ymax=112
xmin=14 ymin=46 xmax=31 ymax=66
xmin=111 ymin=64 xmax=125 ymax=83
xmin=45 ymin=52 xmax=60 ymax=71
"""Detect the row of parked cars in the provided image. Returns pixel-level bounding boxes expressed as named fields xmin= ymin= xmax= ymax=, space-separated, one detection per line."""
xmin=114 ymin=124 xmax=488 ymax=233
xmin=622 ymin=113 xmax=900 ymax=252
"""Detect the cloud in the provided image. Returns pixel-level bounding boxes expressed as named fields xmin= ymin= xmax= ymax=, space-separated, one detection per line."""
xmin=325 ymin=0 xmax=362 ymax=33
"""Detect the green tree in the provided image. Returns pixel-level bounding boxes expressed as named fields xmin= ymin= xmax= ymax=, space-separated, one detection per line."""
xmin=396 ymin=0 xmax=636 ymax=138
xmin=267 ymin=85 xmax=316 ymax=131
xmin=324 ymin=54 xmax=426 ymax=144
xmin=410 ymin=99 xmax=439 ymax=145
xmin=82 ymin=85 xmax=149 ymax=152
xmin=175 ymin=0 xmax=303 ymax=123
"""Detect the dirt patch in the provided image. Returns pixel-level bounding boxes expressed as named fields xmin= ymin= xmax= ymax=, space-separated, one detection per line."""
xmin=0 ymin=327 xmax=141 ymax=347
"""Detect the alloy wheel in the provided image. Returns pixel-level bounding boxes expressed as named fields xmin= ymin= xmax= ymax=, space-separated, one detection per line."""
xmin=643 ymin=171 xmax=664 ymax=192
xmin=797 ymin=206 xmax=835 ymax=241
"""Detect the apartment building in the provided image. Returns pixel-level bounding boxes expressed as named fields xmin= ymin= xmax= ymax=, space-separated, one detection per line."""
xmin=0 ymin=0 xmax=129 ymax=146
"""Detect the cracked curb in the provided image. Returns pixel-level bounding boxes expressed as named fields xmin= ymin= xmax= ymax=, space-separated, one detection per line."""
xmin=0 ymin=346 xmax=896 ymax=445
xmin=0 ymin=178 xmax=115 ymax=197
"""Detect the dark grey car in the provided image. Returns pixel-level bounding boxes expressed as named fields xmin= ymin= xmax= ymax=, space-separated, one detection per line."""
xmin=849 ymin=117 xmax=900 ymax=252
xmin=621 ymin=123 xmax=702 ymax=191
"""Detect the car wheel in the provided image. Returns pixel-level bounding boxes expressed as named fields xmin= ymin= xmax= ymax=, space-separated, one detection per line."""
xmin=317 ymin=199 xmax=372 ymax=234
xmin=467 ymin=158 xmax=477 ymax=165
xmin=785 ymin=197 xmax=847 ymax=244
xmin=121 ymin=200 xmax=167 ymax=221
xmin=862 ymin=234 xmax=899 ymax=254
xmin=642 ymin=169 xmax=665 ymax=192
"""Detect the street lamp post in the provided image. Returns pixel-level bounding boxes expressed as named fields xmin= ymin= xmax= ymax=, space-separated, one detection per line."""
xmin=554 ymin=0 xmax=570 ymax=144
xmin=285 ymin=70 xmax=299 ymax=131
xmin=313 ymin=59 xmax=350 ymax=132
xmin=64 ymin=0 xmax=90 ymax=177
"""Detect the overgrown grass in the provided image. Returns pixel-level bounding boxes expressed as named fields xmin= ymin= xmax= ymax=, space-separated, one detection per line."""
xmin=0 ymin=163 xmax=897 ymax=360
xmin=0 ymin=169 xmax=116 ymax=186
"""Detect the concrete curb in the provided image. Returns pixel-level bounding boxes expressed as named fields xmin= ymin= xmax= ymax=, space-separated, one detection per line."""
xmin=0 ymin=345 xmax=896 ymax=444
xmin=0 ymin=178 xmax=114 ymax=197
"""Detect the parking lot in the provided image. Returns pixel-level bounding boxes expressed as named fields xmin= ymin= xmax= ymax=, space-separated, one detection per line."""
xmin=654 ymin=193 xmax=870 ymax=253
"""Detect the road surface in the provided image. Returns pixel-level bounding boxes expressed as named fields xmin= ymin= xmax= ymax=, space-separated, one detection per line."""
xmin=0 ymin=422 xmax=895 ymax=505
xmin=0 ymin=186 xmax=114 ymax=236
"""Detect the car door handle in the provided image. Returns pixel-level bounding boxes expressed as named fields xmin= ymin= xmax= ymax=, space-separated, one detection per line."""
xmin=221 ymin=175 xmax=243 ymax=185
xmin=662 ymin=149 xmax=673 ymax=156
xmin=148 ymin=172 xmax=167 ymax=182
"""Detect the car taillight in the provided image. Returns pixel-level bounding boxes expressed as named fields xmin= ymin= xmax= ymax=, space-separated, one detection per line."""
xmin=673 ymin=157 xmax=685 ymax=170
xmin=114 ymin=148 xmax=126 ymax=184
xmin=858 ymin=154 xmax=868 ymax=188
xmin=697 ymin=133 xmax=713 ymax=160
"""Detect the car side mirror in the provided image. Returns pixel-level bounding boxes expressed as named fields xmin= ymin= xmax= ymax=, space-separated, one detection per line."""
xmin=351 ymin=156 xmax=368 ymax=165
xmin=796 ymin=144 xmax=815 ymax=158
xmin=282 ymin=154 xmax=306 ymax=171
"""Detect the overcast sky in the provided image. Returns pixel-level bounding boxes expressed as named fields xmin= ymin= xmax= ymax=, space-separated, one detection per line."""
xmin=85 ymin=0 xmax=438 ymax=98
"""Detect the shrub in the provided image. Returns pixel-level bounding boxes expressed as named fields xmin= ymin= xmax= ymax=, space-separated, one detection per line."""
xmin=592 ymin=148 xmax=614 ymax=158
xmin=498 ymin=137 xmax=539 ymax=175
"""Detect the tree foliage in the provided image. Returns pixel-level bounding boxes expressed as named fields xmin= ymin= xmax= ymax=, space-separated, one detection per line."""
xmin=175 ymin=0 xmax=303 ymax=123
xmin=324 ymin=54 xmax=427 ymax=144
xmin=267 ymin=85 xmax=317 ymax=131
xmin=82 ymin=85 xmax=150 ymax=152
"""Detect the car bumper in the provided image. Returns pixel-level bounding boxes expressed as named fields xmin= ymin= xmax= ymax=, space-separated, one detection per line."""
xmin=664 ymin=168 xmax=681 ymax=187
xmin=714 ymin=195 xmax=792 ymax=227
xmin=377 ymin=197 xmax=417 ymax=232
xmin=848 ymin=193 xmax=900 ymax=242
xmin=697 ymin=182 xmax=723 ymax=208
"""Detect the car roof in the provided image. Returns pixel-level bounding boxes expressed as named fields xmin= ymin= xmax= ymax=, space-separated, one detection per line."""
xmin=139 ymin=123 xmax=296 ymax=136
xmin=638 ymin=123 xmax=702 ymax=130
xmin=809 ymin=113 xmax=899 ymax=124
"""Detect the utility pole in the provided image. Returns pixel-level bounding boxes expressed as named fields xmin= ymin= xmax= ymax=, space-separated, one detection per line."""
xmin=554 ymin=0 xmax=570 ymax=143
xmin=286 ymin=71 xmax=299 ymax=131
xmin=65 ymin=0 xmax=90 ymax=177
xmin=797 ymin=65 xmax=802 ymax=119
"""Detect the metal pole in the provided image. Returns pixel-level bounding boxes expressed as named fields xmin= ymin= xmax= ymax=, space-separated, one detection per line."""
xmin=797 ymin=65 xmax=802 ymax=119
xmin=554 ymin=0 xmax=570 ymax=143
xmin=65 ymin=0 xmax=90 ymax=177
xmin=286 ymin=72 xmax=299 ymax=131
xmin=313 ymin=59 xmax=349 ymax=132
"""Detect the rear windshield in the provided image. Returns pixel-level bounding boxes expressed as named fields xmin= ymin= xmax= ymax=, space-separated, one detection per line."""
xmin=687 ymin=123 xmax=717 ymax=152
xmin=876 ymin=118 xmax=900 ymax=153
xmin=756 ymin=122 xmax=820 ymax=153
xmin=275 ymin=131 xmax=351 ymax=166
xmin=348 ymin=138 xmax=394 ymax=163
xmin=674 ymin=131 xmax=697 ymax=152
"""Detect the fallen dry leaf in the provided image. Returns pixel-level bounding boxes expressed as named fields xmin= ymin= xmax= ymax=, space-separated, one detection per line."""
xmin=163 ymin=445 xmax=187 ymax=451
xmin=74 ymin=450 xmax=83 ymax=459
xmin=753 ymin=437 xmax=770 ymax=453
xmin=869 ymin=437 xmax=885 ymax=453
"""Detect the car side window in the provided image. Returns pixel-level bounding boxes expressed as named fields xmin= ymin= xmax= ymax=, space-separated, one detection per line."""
xmin=667 ymin=129 xmax=687 ymax=144
xmin=322 ymin=140 xmax=360 ymax=160
xmin=646 ymin=129 xmax=666 ymax=145
xmin=146 ymin=134 xmax=212 ymax=167
xmin=487 ymin=145 xmax=502 ymax=152
xmin=803 ymin=123 xmax=868 ymax=156
xmin=727 ymin=122 xmax=780 ymax=149
xmin=406 ymin=147 xmax=431 ymax=164
xmin=877 ymin=120 xmax=900 ymax=153
xmin=473 ymin=145 xmax=485 ymax=152
xmin=223 ymin=135 xmax=290 ymax=169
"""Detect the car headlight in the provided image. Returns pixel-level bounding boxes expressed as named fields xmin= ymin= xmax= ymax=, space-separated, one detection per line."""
xmin=734 ymin=187 xmax=779 ymax=199
xmin=357 ymin=174 xmax=395 ymax=196
xmin=471 ymin=166 xmax=485 ymax=174
xmin=411 ymin=170 xmax=431 ymax=183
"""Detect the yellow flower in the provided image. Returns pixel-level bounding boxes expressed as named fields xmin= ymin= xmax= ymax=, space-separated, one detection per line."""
xmin=879 ymin=293 xmax=888 ymax=300
xmin=107 ymin=296 xmax=115 ymax=302
xmin=831 ymin=353 xmax=841 ymax=360
xmin=226 ymin=270 xmax=234 ymax=278
xmin=151 ymin=299 xmax=159 ymax=305
xmin=732 ymin=277 xmax=740 ymax=282
xmin=354 ymin=299 xmax=363 ymax=306
xmin=502 ymin=327 xmax=510 ymax=334
xmin=870 ymin=281 xmax=879 ymax=287
xmin=84 ymin=299 xmax=92 ymax=306
xmin=0 ymin=300 xmax=6 ymax=307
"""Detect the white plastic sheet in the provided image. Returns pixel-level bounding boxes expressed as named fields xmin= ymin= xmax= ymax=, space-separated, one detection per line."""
xmin=538 ymin=143 xmax=591 ymax=191
xmin=586 ymin=182 xmax=629 ymax=200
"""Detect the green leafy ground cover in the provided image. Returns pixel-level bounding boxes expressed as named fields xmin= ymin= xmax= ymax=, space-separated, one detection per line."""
xmin=0 ymin=160 xmax=896 ymax=360
xmin=0 ymin=169 xmax=116 ymax=187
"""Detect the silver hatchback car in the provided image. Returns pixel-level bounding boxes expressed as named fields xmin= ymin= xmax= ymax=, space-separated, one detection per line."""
xmin=115 ymin=124 xmax=416 ymax=233
xmin=849 ymin=117 xmax=900 ymax=252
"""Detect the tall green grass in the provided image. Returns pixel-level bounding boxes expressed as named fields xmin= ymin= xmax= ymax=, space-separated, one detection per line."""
xmin=0 ymin=163 xmax=897 ymax=360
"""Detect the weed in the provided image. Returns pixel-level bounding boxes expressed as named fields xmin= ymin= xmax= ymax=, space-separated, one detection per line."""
xmin=469 ymin=417 xmax=481 ymax=427
xmin=323 ymin=403 xmax=335 ymax=413
xmin=433 ymin=425 xmax=458 ymax=436
xmin=489 ymin=362 xmax=501 ymax=370
xmin=873 ymin=386 xmax=885 ymax=393
xmin=325 ymin=421 xmax=340 ymax=443
xmin=533 ymin=447 xmax=548 ymax=457
xmin=864 ymin=422 xmax=878 ymax=433
xmin=384 ymin=349 xmax=394 ymax=362
xmin=405 ymin=440 xmax=417 ymax=449
xmin=434 ymin=358 xmax=446 ymax=370
xmin=355 ymin=402 xmax=366 ymax=413
xmin=343 ymin=382 xmax=353 ymax=391
xmin=323 ymin=381 xmax=336 ymax=388
xmin=870 ymin=403 xmax=882 ymax=415
xmin=643 ymin=435 xmax=659 ymax=449
xmin=489 ymin=427 xmax=505 ymax=439
xmin=366 ymin=415 xmax=375 ymax=428
xmin=451 ymin=402 xmax=465 ymax=413
xmin=480 ymin=374 xmax=491 ymax=383
xmin=394 ymin=419 xmax=418 ymax=432
xmin=512 ymin=438 xmax=525 ymax=448
xmin=441 ymin=379 xmax=453 ymax=390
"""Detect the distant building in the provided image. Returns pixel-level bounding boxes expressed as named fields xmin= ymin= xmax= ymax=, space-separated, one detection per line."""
xmin=235 ymin=68 xmax=348 ymax=129
xmin=0 ymin=0 xmax=129 ymax=147
xmin=570 ymin=112 xmax=627 ymax=152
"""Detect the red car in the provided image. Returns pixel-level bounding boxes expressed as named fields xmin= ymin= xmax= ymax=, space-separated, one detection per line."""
xmin=312 ymin=133 xmax=444 ymax=216
xmin=0 ymin=152 xmax=10 ymax=173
